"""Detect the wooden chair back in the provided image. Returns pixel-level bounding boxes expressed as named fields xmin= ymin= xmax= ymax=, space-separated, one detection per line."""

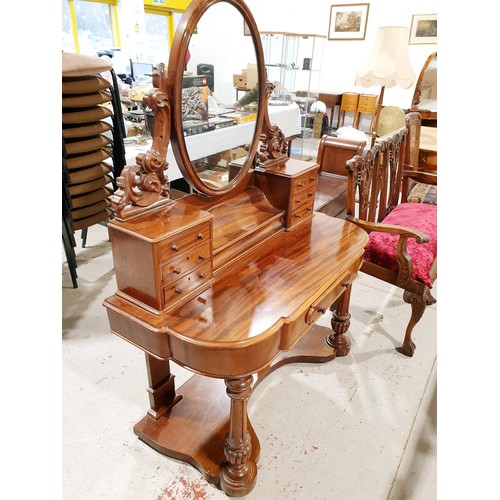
xmin=346 ymin=127 xmax=408 ymax=224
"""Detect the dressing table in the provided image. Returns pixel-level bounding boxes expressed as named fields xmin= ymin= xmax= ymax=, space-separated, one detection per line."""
xmin=103 ymin=0 xmax=368 ymax=496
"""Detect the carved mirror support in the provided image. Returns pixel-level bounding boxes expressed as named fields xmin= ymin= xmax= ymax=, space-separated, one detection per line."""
xmin=111 ymin=64 xmax=173 ymax=221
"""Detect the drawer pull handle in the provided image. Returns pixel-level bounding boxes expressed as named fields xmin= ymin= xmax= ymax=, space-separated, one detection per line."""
xmin=310 ymin=176 xmax=316 ymax=181
xmin=174 ymin=288 xmax=182 ymax=295
xmin=308 ymin=191 xmax=313 ymax=197
xmin=197 ymin=233 xmax=204 ymax=240
xmin=198 ymin=254 xmax=206 ymax=261
xmin=198 ymin=272 xmax=205 ymax=279
xmin=294 ymin=213 xmax=301 ymax=219
xmin=298 ymin=182 xmax=304 ymax=187
xmin=307 ymin=207 xmax=312 ymax=212
xmin=173 ymin=268 xmax=181 ymax=275
xmin=296 ymin=198 xmax=302 ymax=204
xmin=171 ymin=244 xmax=179 ymax=252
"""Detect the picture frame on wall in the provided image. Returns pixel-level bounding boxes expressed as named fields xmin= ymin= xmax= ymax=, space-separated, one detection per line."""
xmin=328 ymin=3 xmax=370 ymax=41
xmin=409 ymin=14 xmax=437 ymax=44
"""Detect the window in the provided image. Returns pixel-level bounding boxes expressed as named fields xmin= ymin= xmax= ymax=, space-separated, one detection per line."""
xmin=62 ymin=0 xmax=119 ymax=55
xmin=144 ymin=10 xmax=171 ymax=66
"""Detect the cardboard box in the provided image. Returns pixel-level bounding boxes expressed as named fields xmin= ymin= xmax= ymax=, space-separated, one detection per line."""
xmin=199 ymin=169 xmax=229 ymax=185
xmin=233 ymin=74 xmax=247 ymax=89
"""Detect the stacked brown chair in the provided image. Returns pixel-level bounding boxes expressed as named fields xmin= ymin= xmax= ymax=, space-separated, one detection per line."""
xmin=62 ymin=52 xmax=126 ymax=287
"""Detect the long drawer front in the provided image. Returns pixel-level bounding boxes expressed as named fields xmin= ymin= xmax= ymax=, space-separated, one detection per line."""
xmin=280 ymin=266 xmax=358 ymax=350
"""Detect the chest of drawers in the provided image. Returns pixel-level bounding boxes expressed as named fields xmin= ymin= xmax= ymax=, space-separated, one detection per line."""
xmin=108 ymin=203 xmax=213 ymax=313
xmin=254 ymin=158 xmax=318 ymax=229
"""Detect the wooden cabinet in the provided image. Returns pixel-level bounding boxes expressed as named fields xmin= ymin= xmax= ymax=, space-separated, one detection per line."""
xmin=109 ymin=204 xmax=213 ymax=312
xmin=254 ymin=158 xmax=318 ymax=229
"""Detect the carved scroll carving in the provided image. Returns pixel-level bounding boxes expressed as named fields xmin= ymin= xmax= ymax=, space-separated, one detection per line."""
xmin=257 ymin=82 xmax=289 ymax=169
xmin=111 ymin=63 xmax=173 ymax=220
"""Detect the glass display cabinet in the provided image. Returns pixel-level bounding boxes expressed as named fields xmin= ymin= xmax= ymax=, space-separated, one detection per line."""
xmin=260 ymin=32 xmax=325 ymax=160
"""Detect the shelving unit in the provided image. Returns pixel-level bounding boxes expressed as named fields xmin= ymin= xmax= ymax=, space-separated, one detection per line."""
xmin=261 ymin=32 xmax=325 ymax=160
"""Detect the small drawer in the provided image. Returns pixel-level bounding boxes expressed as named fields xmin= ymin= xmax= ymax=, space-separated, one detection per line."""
xmin=161 ymin=240 xmax=211 ymax=284
xmin=292 ymin=187 xmax=315 ymax=210
xmin=163 ymin=262 xmax=212 ymax=306
xmin=292 ymin=171 xmax=318 ymax=193
xmin=290 ymin=199 xmax=314 ymax=226
xmin=157 ymin=222 xmax=211 ymax=262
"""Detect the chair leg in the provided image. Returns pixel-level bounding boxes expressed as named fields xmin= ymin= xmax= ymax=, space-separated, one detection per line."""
xmin=398 ymin=290 xmax=428 ymax=357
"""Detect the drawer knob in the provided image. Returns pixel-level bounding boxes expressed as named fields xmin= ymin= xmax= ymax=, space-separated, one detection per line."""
xmin=197 ymin=233 xmax=204 ymax=240
xmin=308 ymin=191 xmax=313 ymax=197
xmin=171 ymin=244 xmax=179 ymax=252
xmin=296 ymin=198 xmax=302 ymax=204
xmin=198 ymin=254 xmax=206 ymax=261
xmin=198 ymin=272 xmax=205 ymax=279
xmin=173 ymin=268 xmax=181 ymax=275
xmin=294 ymin=213 xmax=301 ymax=219
xmin=307 ymin=207 xmax=312 ymax=212
xmin=298 ymin=182 xmax=304 ymax=187
xmin=310 ymin=176 xmax=316 ymax=181
xmin=174 ymin=287 xmax=182 ymax=294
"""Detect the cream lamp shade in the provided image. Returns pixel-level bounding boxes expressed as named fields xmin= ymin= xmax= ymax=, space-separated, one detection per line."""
xmin=355 ymin=26 xmax=415 ymax=89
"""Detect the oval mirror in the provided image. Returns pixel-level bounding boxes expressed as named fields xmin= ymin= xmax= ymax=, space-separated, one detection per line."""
xmin=168 ymin=0 xmax=266 ymax=196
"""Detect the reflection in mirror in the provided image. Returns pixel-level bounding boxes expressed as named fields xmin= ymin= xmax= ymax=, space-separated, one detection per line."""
xmin=181 ymin=2 xmax=259 ymax=190
xmin=411 ymin=52 xmax=437 ymax=126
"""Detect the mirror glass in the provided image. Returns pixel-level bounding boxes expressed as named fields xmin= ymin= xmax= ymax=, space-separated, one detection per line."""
xmin=180 ymin=2 xmax=259 ymax=190
xmin=419 ymin=53 xmax=437 ymax=111
xmin=412 ymin=52 xmax=437 ymax=113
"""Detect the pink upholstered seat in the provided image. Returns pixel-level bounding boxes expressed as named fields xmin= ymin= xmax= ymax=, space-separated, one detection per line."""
xmin=363 ymin=203 xmax=437 ymax=288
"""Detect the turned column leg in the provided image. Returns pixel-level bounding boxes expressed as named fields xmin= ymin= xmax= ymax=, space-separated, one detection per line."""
xmin=220 ymin=376 xmax=257 ymax=497
xmin=144 ymin=353 xmax=181 ymax=420
xmin=327 ymin=283 xmax=352 ymax=356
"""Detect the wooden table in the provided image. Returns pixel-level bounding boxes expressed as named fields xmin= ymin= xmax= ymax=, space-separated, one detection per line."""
xmin=104 ymin=194 xmax=367 ymax=496
xmin=318 ymin=91 xmax=343 ymax=130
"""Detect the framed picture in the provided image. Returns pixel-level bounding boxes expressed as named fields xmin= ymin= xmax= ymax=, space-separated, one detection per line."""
xmin=328 ymin=3 xmax=370 ymax=40
xmin=409 ymin=14 xmax=437 ymax=44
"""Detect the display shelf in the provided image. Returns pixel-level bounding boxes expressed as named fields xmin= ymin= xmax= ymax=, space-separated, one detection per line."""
xmin=261 ymin=32 xmax=325 ymax=160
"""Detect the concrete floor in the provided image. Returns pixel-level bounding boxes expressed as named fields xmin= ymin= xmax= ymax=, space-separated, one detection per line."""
xmin=62 ymin=221 xmax=437 ymax=500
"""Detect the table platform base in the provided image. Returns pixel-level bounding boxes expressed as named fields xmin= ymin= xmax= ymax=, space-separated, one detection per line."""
xmin=133 ymin=323 xmax=337 ymax=487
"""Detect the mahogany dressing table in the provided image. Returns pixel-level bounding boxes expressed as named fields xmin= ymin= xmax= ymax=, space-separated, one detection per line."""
xmin=103 ymin=0 xmax=368 ymax=496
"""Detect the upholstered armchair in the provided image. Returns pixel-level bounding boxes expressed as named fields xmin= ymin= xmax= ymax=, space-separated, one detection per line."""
xmin=345 ymin=112 xmax=437 ymax=356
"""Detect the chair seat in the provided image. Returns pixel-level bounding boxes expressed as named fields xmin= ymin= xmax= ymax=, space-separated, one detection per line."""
xmin=363 ymin=203 xmax=437 ymax=288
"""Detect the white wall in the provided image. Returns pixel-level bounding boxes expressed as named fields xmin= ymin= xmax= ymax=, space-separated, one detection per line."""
xmin=245 ymin=0 xmax=438 ymax=109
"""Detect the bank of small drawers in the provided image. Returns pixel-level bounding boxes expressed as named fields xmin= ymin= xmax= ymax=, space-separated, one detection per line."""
xmin=159 ymin=221 xmax=212 ymax=308
xmin=290 ymin=171 xmax=317 ymax=228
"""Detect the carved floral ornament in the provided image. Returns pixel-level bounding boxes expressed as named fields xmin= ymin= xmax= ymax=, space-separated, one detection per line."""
xmin=111 ymin=64 xmax=173 ymax=220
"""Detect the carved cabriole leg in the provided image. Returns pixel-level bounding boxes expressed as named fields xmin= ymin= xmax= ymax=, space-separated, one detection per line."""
xmin=399 ymin=290 xmax=428 ymax=357
xmin=327 ymin=284 xmax=352 ymax=356
xmin=220 ymin=376 xmax=257 ymax=497
xmin=144 ymin=353 xmax=181 ymax=420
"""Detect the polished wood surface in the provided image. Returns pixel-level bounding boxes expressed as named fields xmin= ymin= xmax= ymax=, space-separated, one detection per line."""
xmin=103 ymin=0 xmax=369 ymax=495
xmin=313 ymin=135 xmax=366 ymax=218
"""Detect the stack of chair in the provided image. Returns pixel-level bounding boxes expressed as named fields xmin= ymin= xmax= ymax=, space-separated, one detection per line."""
xmin=62 ymin=52 xmax=126 ymax=287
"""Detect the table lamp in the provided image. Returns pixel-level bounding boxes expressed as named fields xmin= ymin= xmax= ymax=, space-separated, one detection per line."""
xmin=355 ymin=26 xmax=415 ymax=139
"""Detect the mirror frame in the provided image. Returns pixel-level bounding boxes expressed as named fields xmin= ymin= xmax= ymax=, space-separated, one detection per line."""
xmin=410 ymin=51 xmax=437 ymax=114
xmin=168 ymin=0 xmax=267 ymax=196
